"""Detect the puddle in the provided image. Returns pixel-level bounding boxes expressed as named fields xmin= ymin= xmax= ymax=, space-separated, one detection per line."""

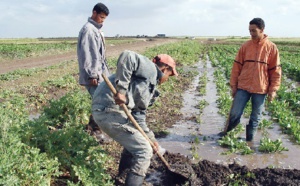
xmin=158 ymin=57 xmax=300 ymax=170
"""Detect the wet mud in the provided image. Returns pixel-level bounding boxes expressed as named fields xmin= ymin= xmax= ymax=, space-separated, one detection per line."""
xmin=147 ymin=152 xmax=300 ymax=186
xmin=142 ymin=58 xmax=300 ymax=185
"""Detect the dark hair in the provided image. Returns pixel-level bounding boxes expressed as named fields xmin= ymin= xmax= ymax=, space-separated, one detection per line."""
xmin=249 ymin=18 xmax=265 ymax=30
xmin=154 ymin=56 xmax=173 ymax=71
xmin=93 ymin=3 xmax=109 ymax=15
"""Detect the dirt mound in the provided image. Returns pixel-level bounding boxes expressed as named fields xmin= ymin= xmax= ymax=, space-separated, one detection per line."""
xmin=145 ymin=152 xmax=300 ymax=186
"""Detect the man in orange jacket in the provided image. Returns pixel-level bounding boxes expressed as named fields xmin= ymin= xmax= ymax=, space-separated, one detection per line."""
xmin=224 ymin=18 xmax=281 ymax=141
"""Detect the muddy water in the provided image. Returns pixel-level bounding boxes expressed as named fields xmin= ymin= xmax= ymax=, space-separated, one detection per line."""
xmin=158 ymin=58 xmax=300 ymax=170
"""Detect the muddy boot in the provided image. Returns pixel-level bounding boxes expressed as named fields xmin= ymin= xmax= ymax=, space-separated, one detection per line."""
xmin=125 ymin=172 xmax=144 ymax=186
xmin=246 ymin=125 xmax=257 ymax=141
xmin=218 ymin=122 xmax=238 ymax=138
xmin=218 ymin=131 xmax=227 ymax=137
xmin=118 ymin=150 xmax=133 ymax=177
xmin=86 ymin=115 xmax=112 ymax=144
xmin=93 ymin=130 xmax=112 ymax=144
xmin=88 ymin=115 xmax=100 ymax=131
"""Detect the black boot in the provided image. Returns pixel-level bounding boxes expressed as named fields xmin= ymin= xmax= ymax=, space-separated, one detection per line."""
xmin=88 ymin=114 xmax=100 ymax=131
xmin=125 ymin=172 xmax=144 ymax=186
xmin=118 ymin=149 xmax=133 ymax=177
xmin=246 ymin=125 xmax=257 ymax=141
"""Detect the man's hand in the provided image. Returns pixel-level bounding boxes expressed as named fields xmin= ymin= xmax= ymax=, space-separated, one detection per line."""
xmin=89 ymin=78 xmax=98 ymax=86
xmin=114 ymin=92 xmax=127 ymax=105
xmin=153 ymin=141 xmax=159 ymax=153
xmin=231 ymin=87 xmax=237 ymax=98
xmin=267 ymin=91 xmax=276 ymax=102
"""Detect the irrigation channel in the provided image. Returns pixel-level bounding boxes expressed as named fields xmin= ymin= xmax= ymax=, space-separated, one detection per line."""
xmin=157 ymin=56 xmax=300 ymax=170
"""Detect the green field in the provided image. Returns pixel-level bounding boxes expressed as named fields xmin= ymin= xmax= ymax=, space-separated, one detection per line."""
xmin=1 ymin=37 xmax=300 ymax=185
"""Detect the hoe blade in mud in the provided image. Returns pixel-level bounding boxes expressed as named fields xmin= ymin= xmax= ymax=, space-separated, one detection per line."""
xmin=159 ymin=151 xmax=196 ymax=183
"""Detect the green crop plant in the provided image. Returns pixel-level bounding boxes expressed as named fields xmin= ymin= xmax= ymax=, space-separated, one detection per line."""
xmin=0 ymin=68 xmax=37 ymax=81
xmin=198 ymin=100 xmax=208 ymax=113
xmin=259 ymin=137 xmax=288 ymax=153
xmin=190 ymin=135 xmax=200 ymax=160
xmin=197 ymin=99 xmax=208 ymax=124
xmin=198 ymin=71 xmax=207 ymax=96
xmin=21 ymin=90 xmax=113 ymax=185
xmin=0 ymin=92 xmax=61 ymax=185
xmin=266 ymin=78 xmax=300 ymax=143
xmin=258 ymin=119 xmax=273 ymax=130
xmin=0 ymin=60 xmax=76 ymax=81
xmin=228 ymin=172 xmax=255 ymax=186
xmin=218 ymin=125 xmax=254 ymax=155
xmin=144 ymin=40 xmax=203 ymax=66
xmin=0 ymin=42 xmax=76 ymax=61
xmin=42 ymin=74 xmax=77 ymax=89
xmin=196 ymin=114 xmax=202 ymax=124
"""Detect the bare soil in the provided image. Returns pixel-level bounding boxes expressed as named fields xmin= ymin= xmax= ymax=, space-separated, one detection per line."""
xmin=3 ymin=38 xmax=300 ymax=185
xmin=0 ymin=38 xmax=179 ymax=74
xmin=147 ymin=152 xmax=300 ymax=186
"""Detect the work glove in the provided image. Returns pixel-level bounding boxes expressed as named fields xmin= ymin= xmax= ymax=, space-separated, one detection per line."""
xmin=267 ymin=91 xmax=276 ymax=102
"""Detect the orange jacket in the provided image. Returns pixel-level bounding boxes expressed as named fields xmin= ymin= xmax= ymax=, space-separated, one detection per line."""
xmin=230 ymin=35 xmax=281 ymax=94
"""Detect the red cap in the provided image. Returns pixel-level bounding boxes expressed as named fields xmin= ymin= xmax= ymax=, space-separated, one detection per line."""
xmin=152 ymin=54 xmax=178 ymax=76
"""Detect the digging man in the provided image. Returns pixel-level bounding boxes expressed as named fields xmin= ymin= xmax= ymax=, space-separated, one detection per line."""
xmin=92 ymin=50 xmax=178 ymax=185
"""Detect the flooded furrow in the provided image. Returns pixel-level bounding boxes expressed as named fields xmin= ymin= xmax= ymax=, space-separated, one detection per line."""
xmin=159 ymin=57 xmax=300 ymax=170
xmin=158 ymin=60 xmax=204 ymax=158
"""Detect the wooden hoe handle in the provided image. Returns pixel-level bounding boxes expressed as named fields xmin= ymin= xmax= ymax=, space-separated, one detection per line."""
xmin=101 ymin=74 xmax=171 ymax=170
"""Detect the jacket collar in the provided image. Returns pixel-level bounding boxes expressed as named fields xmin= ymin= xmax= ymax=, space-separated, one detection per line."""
xmin=253 ymin=34 xmax=268 ymax=44
xmin=88 ymin=17 xmax=103 ymax=29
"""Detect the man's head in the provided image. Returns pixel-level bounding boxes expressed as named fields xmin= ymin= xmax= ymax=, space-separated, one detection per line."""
xmin=153 ymin=54 xmax=178 ymax=84
xmin=249 ymin=18 xmax=265 ymax=40
xmin=91 ymin=3 xmax=109 ymax=24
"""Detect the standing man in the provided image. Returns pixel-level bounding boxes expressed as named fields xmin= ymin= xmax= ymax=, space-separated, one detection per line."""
xmin=77 ymin=3 xmax=110 ymax=131
xmin=92 ymin=50 xmax=178 ymax=186
xmin=224 ymin=18 xmax=281 ymax=141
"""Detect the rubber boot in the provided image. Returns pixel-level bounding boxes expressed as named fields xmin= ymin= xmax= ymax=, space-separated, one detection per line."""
xmin=88 ymin=114 xmax=100 ymax=131
xmin=125 ymin=172 xmax=144 ymax=186
xmin=226 ymin=121 xmax=240 ymax=133
xmin=218 ymin=122 xmax=238 ymax=138
xmin=246 ymin=125 xmax=257 ymax=141
xmin=118 ymin=150 xmax=133 ymax=177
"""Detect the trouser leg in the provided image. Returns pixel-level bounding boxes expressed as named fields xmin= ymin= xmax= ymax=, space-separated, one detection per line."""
xmin=85 ymin=85 xmax=101 ymax=131
xmin=118 ymin=148 xmax=133 ymax=176
xmin=92 ymin=110 xmax=153 ymax=177
xmin=226 ymin=89 xmax=251 ymax=132
xmin=246 ymin=93 xmax=266 ymax=141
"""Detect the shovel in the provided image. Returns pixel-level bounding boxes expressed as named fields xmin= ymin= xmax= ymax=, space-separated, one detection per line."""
xmin=101 ymin=74 xmax=191 ymax=181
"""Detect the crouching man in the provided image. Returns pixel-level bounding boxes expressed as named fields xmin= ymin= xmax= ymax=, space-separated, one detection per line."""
xmin=92 ymin=50 xmax=178 ymax=185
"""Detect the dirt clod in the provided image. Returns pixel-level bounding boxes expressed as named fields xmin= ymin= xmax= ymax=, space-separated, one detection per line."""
xmin=145 ymin=152 xmax=300 ymax=186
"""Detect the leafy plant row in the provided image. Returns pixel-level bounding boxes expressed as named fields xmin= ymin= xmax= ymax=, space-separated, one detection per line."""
xmin=0 ymin=42 xmax=76 ymax=61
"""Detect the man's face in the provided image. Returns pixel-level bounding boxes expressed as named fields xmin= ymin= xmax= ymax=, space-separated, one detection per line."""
xmin=249 ymin=24 xmax=264 ymax=40
xmin=92 ymin=11 xmax=107 ymax=24
xmin=158 ymin=68 xmax=173 ymax=84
